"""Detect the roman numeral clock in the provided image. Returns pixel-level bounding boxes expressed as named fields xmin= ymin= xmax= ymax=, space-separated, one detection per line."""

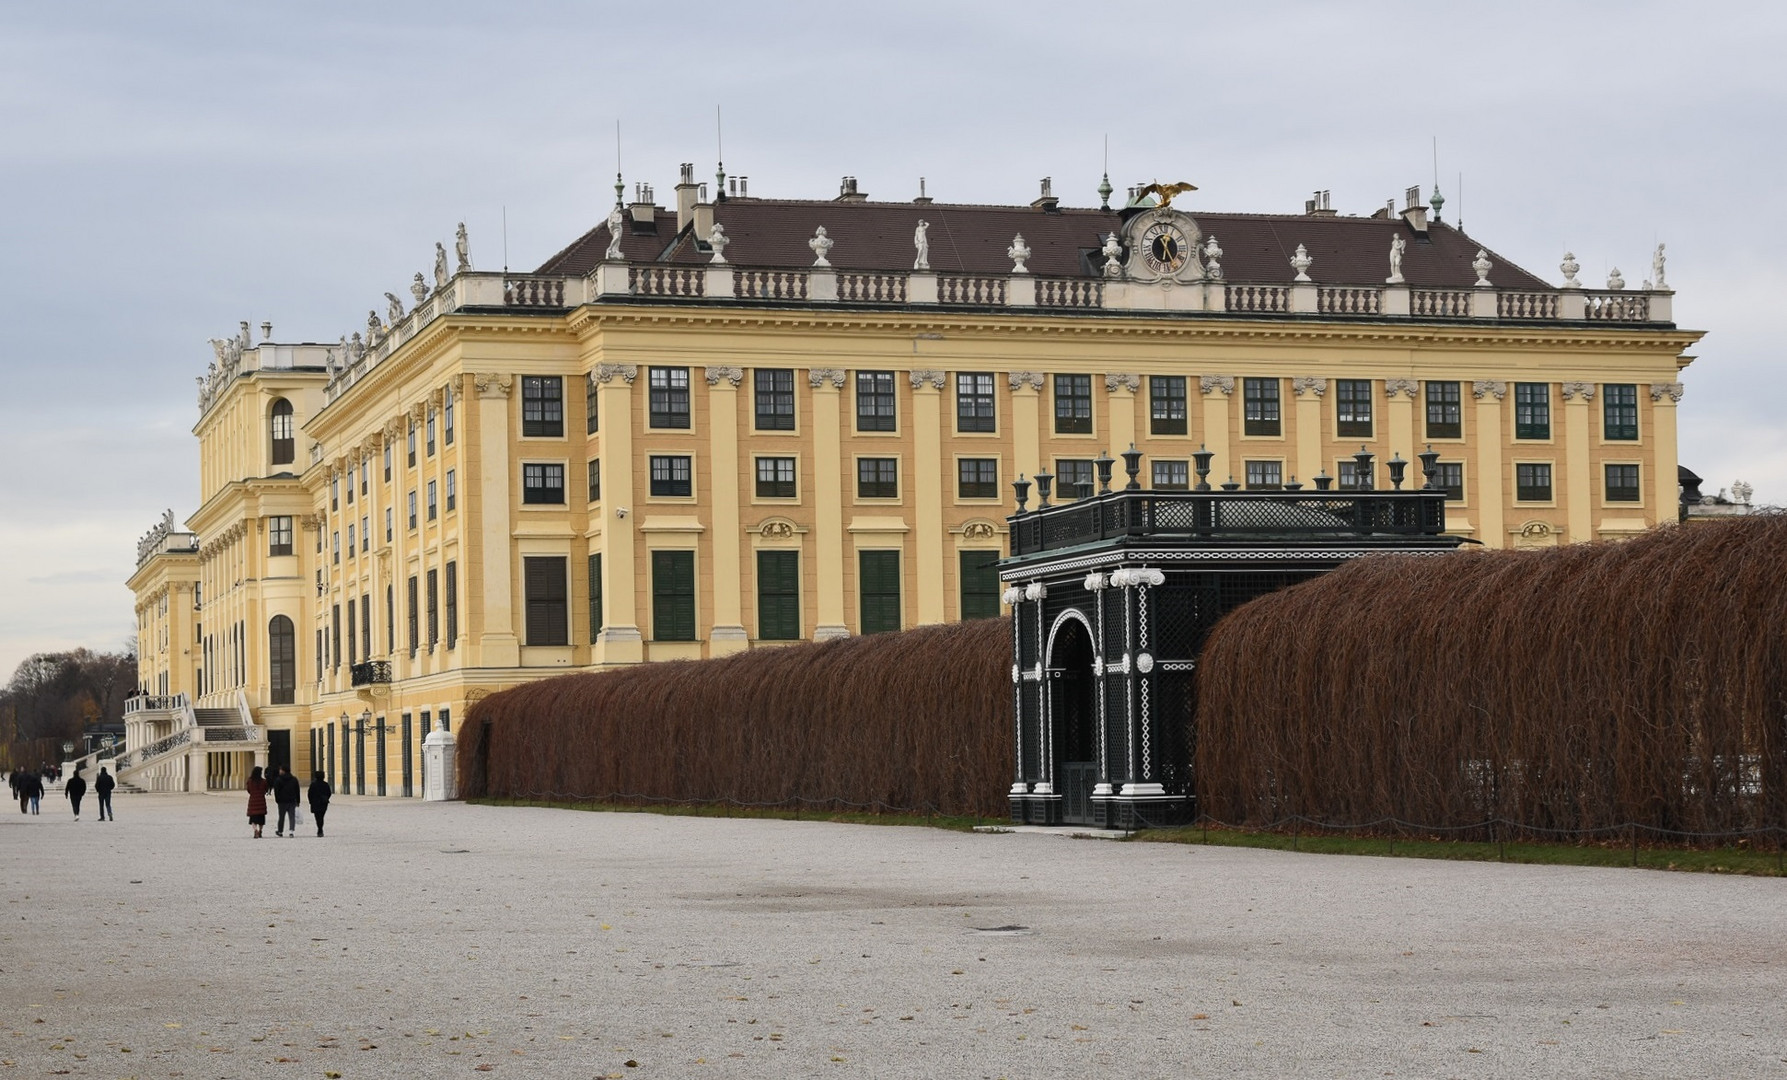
xmin=1119 ymin=181 xmax=1204 ymax=288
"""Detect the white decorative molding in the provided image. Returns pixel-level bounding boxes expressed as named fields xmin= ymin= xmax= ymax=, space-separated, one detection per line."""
xmin=959 ymin=520 xmax=998 ymax=541
xmin=1290 ymin=244 xmax=1313 ymax=282
xmin=909 ymin=369 xmax=946 ymax=390
xmin=1560 ymin=381 xmax=1596 ymax=402
xmin=1292 ymin=376 xmax=1328 ymax=398
xmin=704 ymin=365 xmax=744 ymax=387
xmin=1010 ymin=664 xmax=1020 ymax=684
xmin=1101 ymin=233 xmax=1123 ymax=278
xmin=1384 ymin=377 xmax=1418 ymax=399
xmin=1007 ymin=233 xmax=1032 ymax=274
xmin=1649 ymin=382 xmax=1685 ymax=403
xmin=1559 ymin=251 xmax=1581 ymax=289
xmin=1472 ymin=379 xmax=1508 ymax=401
xmin=1607 ymin=267 xmax=1625 ymax=290
xmin=1001 ymin=586 xmax=1024 ymax=607
xmin=593 ymin=363 xmax=638 ymax=385
xmin=808 ymin=226 xmax=834 ymax=267
xmin=1104 ymin=372 xmax=1141 ymax=393
xmin=1199 ymin=375 xmax=1236 ymax=396
xmin=1135 ymin=652 xmax=1155 ymax=674
xmin=1082 ymin=572 xmax=1107 ymax=592
xmin=707 ymin=223 xmax=729 ymax=264
xmin=473 ymin=373 xmax=513 ymax=398
xmin=1108 ymin=567 xmax=1165 ymax=588
xmin=1023 ymin=581 xmax=1048 ymax=602
xmin=1472 ymin=249 xmax=1494 ymax=287
xmin=1202 ymin=234 xmax=1223 ymax=280
xmin=1008 ymin=371 xmax=1045 ymax=391
xmin=807 ymin=367 xmax=847 ymax=389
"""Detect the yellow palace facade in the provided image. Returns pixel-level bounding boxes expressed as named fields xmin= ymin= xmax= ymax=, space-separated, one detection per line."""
xmin=126 ymin=170 xmax=1701 ymax=793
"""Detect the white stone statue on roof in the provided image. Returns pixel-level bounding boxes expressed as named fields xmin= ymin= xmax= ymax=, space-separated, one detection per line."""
xmin=1560 ymin=251 xmax=1581 ymax=288
xmin=1101 ymin=233 xmax=1123 ymax=278
xmin=455 ymin=222 xmax=472 ymax=272
xmin=604 ymin=205 xmax=625 ymax=261
xmin=434 ymin=242 xmax=450 ymax=288
xmin=1203 ymin=235 xmax=1223 ymax=280
xmin=913 ymin=220 xmax=930 ymax=271
xmin=708 ymin=222 xmax=729 ymax=264
xmin=237 ymin=321 xmax=253 ymax=351
xmin=385 ymin=292 xmax=405 ymax=323
xmin=1472 ymin=249 xmax=1493 ymax=287
xmin=809 ymin=226 xmax=834 ymax=267
xmin=367 ymin=309 xmax=383 ymax=341
xmin=1007 ymin=233 xmax=1031 ymax=274
xmin=1387 ymin=234 xmax=1405 ymax=284
xmin=411 ymin=272 xmax=429 ymax=306
xmin=1607 ymin=267 xmax=1624 ymax=290
xmin=349 ymin=331 xmax=364 ymax=362
xmin=1652 ymin=243 xmax=1668 ymax=290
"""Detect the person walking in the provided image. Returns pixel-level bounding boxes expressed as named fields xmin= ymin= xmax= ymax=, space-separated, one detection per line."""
xmin=94 ymin=766 xmax=115 ymax=821
xmin=24 ymin=770 xmax=43 ymax=814
xmin=10 ymin=769 xmax=25 ymax=814
xmin=65 ymin=767 xmax=87 ymax=821
xmin=245 ymin=765 xmax=269 ymax=838
xmin=307 ymin=770 xmax=333 ymax=837
xmin=272 ymin=766 xmax=301 ymax=837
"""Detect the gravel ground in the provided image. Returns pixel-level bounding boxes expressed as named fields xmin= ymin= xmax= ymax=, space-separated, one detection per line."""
xmin=2 ymin=792 xmax=1783 ymax=1079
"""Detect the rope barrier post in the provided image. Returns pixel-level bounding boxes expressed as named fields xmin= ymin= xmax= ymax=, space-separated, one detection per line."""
xmin=1630 ymin=824 xmax=1639 ymax=867
xmin=1201 ymin=813 xmax=1208 ymax=846
xmin=1292 ymin=817 xmax=1299 ymax=852
xmin=1495 ymin=818 xmax=1504 ymax=862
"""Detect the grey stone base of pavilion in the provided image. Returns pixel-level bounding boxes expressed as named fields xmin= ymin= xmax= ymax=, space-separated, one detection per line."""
xmin=1011 ymin=791 xmax=1192 ymax=830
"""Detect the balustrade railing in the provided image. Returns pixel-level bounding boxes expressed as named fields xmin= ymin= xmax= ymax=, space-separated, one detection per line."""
xmin=124 ymin=693 xmax=188 ymax=716
xmin=629 ymin=266 xmax=705 ymax=297
xmin=1318 ymin=286 xmax=1382 ymax=315
xmin=1583 ymin=291 xmax=1649 ymax=320
xmin=734 ymin=269 xmax=809 ymax=300
xmin=1226 ymin=284 xmax=1290 ymax=313
xmin=504 ymin=275 xmax=566 ymax=307
xmin=112 ymin=728 xmax=193 ymax=774
xmin=1037 ymin=278 xmax=1103 ymax=307
xmin=1008 ymin=489 xmax=1449 ymax=557
xmin=838 ymin=272 xmax=908 ymax=302
xmin=1497 ymin=291 xmax=1561 ymax=319
xmin=1411 ymin=289 xmax=1473 ymax=317
xmin=939 ymin=275 xmax=1007 ymax=305
xmin=350 ymin=660 xmax=392 ymax=687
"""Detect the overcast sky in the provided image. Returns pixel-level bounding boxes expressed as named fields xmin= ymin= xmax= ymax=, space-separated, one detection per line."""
xmin=1 ymin=1 xmax=1780 ymax=681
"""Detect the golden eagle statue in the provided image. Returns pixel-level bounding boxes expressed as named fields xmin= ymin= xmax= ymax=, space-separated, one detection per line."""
xmin=1136 ymin=180 xmax=1198 ymax=209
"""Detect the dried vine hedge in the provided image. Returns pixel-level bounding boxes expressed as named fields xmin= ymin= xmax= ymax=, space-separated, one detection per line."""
xmin=1196 ymin=517 xmax=1787 ymax=834
xmin=462 ymin=619 xmax=1012 ymax=817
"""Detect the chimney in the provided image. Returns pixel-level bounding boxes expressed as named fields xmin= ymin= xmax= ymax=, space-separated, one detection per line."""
xmin=629 ymin=181 xmax=657 ymax=226
xmin=1399 ymin=184 xmax=1429 ymax=235
xmin=913 ymin=176 xmax=932 ymax=206
xmin=693 ymin=182 xmax=714 ymax=239
xmin=1031 ymin=176 xmax=1059 ymax=212
xmin=1305 ymin=189 xmax=1336 ymax=216
xmin=835 ymin=176 xmax=868 ymax=203
xmin=675 ymin=162 xmax=700 ymax=232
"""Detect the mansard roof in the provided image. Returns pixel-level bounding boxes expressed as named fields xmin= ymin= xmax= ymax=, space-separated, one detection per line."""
xmin=536 ymin=198 xmax=1552 ymax=291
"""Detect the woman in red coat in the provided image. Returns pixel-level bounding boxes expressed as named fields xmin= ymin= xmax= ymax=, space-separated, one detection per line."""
xmin=245 ymin=765 xmax=270 ymax=839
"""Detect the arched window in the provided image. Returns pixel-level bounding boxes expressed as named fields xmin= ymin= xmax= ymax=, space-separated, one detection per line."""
xmin=268 ymin=615 xmax=296 ymax=704
xmin=270 ymin=399 xmax=295 ymax=466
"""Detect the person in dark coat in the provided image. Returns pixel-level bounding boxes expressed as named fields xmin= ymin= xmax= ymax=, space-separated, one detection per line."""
xmin=65 ymin=767 xmax=87 ymax=820
xmin=272 ymin=766 xmax=301 ymax=837
xmin=245 ymin=765 xmax=269 ymax=838
xmin=10 ymin=769 xmax=25 ymax=814
xmin=22 ymin=771 xmax=43 ymax=814
xmin=94 ymin=767 xmax=115 ymax=821
xmin=307 ymin=770 xmax=333 ymax=837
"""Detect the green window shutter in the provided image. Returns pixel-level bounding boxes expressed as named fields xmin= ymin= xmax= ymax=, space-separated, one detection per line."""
xmin=523 ymin=557 xmax=569 ymax=646
xmin=959 ymin=550 xmax=1002 ymax=620
xmin=651 ymin=550 xmax=696 ymax=641
xmin=859 ymin=550 xmax=902 ymax=634
xmin=588 ymin=553 xmax=603 ymax=641
xmin=756 ymin=550 xmax=801 ymax=640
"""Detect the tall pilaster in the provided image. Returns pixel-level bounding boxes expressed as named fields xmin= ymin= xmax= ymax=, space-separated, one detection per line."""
xmin=593 ymin=363 xmax=642 ymax=663
xmin=1562 ymin=382 xmax=1595 ymax=543
xmin=1199 ymin=376 xmax=1235 ymax=481
xmin=910 ymin=370 xmax=947 ymax=625
xmin=1649 ymin=382 xmax=1684 ymax=519
xmin=472 ymin=373 xmax=519 ymax=667
xmin=1291 ymin=377 xmax=1327 ymax=485
xmin=1386 ymin=378 xmax=1417 ymax=463
xmin=810 ymin=369 xmax=849 ymax=640
xmin=704 ymin=366 xmax=748 ymax=653
xmin=1473 ymin=380 xmax=1507 ymax=548
xmin=1105 ymin=373 xmax=1140 ymax=460
xmin=1008 ymin=372 xmax=1044 ymax=483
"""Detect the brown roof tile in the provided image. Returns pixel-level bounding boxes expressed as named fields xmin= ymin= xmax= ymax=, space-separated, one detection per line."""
xmin=537 ymin=199 xmax=1552 ymax=291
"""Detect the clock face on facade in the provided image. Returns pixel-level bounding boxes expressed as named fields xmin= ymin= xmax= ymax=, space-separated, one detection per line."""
xmin=1141 ymin=221 xmax=1189 ymax=275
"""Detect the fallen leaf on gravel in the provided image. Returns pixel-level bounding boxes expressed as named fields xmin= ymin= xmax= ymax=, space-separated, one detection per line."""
xmin=474 ymin=1065 xmax=494 ymax=1072
xmin=1191 ymin=1015 xmax=1208 ymax=1021
xmin=325 ymin=1073 xmax=341 ymax=1078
